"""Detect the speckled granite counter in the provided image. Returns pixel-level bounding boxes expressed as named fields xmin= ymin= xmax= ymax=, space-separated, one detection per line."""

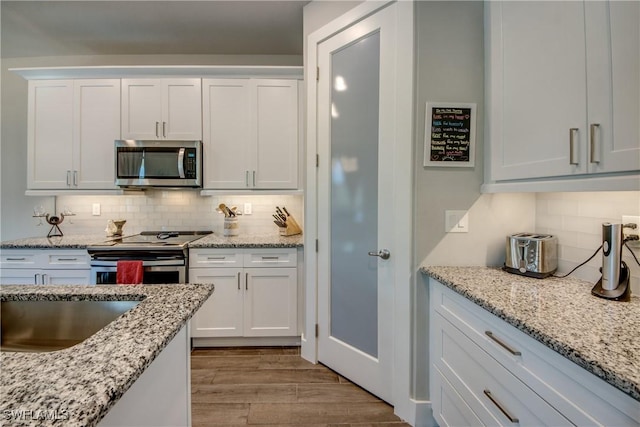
xmin=420 ymin=266 xmax=640 ymax=402
xmin=0 ymin=283 xmax=214 ymax=427
xmin=0 ymin=235 xmax=106 ymax=249
xmin=188 ymin=232 xmax=303 ymax=248
xmin=0 ymin=232 xmax=303 ymax=249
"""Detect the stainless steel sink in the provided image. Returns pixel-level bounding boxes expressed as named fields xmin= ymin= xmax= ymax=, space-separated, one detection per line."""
xmin=1 ymin=300 xmax=140 ymax=352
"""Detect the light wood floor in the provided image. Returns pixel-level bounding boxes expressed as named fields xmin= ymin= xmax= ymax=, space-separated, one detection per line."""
xmin=191 ymin=347 xmax=411 ymax=426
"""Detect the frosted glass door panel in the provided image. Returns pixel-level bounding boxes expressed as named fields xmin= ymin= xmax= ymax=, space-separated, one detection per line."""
xmin=330 ymin=32 xmax=380 ymax=358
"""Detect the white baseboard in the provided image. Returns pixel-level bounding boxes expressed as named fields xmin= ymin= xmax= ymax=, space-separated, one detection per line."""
xmin=401 ymin=399 xmax=436 ymax=427
xmin=191 ymin=336 xmax=301 ymax=348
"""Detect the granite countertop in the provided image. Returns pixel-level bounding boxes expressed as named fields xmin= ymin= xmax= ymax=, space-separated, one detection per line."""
xmin=0 ymin=235 xmax=107 ymax=249
xmin=0 ymin=232 xmax=303 ymax=249
xmin=188 ymin=232 xmax=303 ymax=248
xmin=421 ymin=266 xmax=640 ymax=402
xmin=0 ymin=283 xmax=214 ymax=427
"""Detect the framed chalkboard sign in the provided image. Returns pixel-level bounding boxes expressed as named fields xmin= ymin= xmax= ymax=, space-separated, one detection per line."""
xmin=424 ymin=102 xmax=476 ymax=167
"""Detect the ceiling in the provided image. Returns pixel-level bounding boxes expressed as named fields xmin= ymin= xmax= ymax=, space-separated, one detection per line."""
xmin=1 ymin=1 xmax=309 ymax=59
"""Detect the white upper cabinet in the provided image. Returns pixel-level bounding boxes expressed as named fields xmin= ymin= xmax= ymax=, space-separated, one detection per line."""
xmin=202 ymin=79 xmax=299 ymax=190
xmin=28 ymin=79 xmax=120 ymax=190
xmin=121 ymin=78 xmax=202 ymax=140
xmin=486 ymin=1 xmax=640 ymax=183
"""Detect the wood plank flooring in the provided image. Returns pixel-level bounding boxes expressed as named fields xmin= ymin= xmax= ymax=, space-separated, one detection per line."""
xmin=191 ymin=347 xmax=411 ymax=426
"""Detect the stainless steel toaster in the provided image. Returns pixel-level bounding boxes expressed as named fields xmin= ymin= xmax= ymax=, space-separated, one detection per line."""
xmin=504 ymin=233 xmax=557 ymax=278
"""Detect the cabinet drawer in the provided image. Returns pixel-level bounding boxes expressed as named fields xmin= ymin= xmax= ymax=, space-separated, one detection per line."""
xmin=433 ymin=311 xmax=572 ymax=426
xmin=431 ymin=280 xmax=640 ymax=426
xmin=44 ymin=251 xmax=90 ymax=267
xmin=243 ymin=249 xmax=297 ymax=267
xmin=189 ymin=249 xmax=243 ymax=268
xmin=0 ymin=251 xmax=39 ymax=268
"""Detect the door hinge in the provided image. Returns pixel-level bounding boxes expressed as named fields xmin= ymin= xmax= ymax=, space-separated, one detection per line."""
xmin=315 ymin=323 xmax=319 ymax=337
xmin=315 ymin=239 xmax=319 ymax=252
xmin=316 ymin=67 xmax=319 ymax=81
xmin=316 ymin=154 xmax=319 ymax=167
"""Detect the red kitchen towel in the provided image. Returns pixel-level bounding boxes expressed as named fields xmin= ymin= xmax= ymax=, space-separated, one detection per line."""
xmin=116 ymin=260 xmax=144 ymax=285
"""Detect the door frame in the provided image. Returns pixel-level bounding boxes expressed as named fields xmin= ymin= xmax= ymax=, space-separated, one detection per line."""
xmin=303 ymin=0 xmax=415 ymax=422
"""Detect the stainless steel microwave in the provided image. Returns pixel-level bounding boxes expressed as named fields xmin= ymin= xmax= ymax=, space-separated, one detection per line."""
xmin=115 ymin=140 xmax=202 ymax=188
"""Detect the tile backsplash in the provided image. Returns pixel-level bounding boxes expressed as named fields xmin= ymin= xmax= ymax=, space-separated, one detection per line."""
xmin=536 ymin=191 xmax=640 ymax=294
xmin=54 ymin=191 xmax=303 ymax=237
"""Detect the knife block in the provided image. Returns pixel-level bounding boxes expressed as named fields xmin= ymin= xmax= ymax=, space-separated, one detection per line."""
xmin=281 ymin=215 xmax=302 ymax=236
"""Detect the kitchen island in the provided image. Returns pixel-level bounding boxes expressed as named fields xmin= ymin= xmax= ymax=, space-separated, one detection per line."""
xmin=0 ymin=283 xmax=214 ymax=427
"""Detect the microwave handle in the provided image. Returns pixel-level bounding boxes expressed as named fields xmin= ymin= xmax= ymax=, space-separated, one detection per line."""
xmin=177 ymin=148 xmax=186 ymax=178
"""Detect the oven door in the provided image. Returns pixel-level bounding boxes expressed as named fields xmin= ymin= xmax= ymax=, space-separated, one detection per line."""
xmin=91 ymin=260 xmax=186 ymax=285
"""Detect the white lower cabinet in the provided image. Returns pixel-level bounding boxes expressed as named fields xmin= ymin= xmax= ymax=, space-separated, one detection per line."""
xmin=0 ymin=249 xmax=90 ymax=285
xmin=189 ymin=248 xmax=297 ymax=338
xmin=430 ymin=279 xmax=640 ymax=427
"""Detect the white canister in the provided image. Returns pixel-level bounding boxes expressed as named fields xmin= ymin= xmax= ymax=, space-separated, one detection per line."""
xmin=223 ymin=217 xmax=239 ymax=236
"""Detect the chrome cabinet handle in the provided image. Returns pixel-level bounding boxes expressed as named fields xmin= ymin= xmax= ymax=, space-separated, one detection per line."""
xmin=163 ymin=121 xmax=167 ymax=138
xmin=590 ymin=123 xmax=600 ymax=164
xmin=252 ymin=171 xmax=256 ymax=187
xmin=237 ymin=272 xmax=240 ymax=290
xmin=245 ymin=272 xmax=248 ymax=290
xmin=42 ymin=274 xmax=48 ymax=285
xmin=484 ymin=390 xmax=519 ymax=424
xmin=245 ymin=171 xmax=249 ymax=187
xmin=368 ymin=249 xmax=390 ymax=260
xmin=155 ymin=121 xmax=159 ymax=138
xmin=261 ymin=256 xmax=279 ymax=260
xmin=66 ymin=170 xmax=72 ymax=186
xmin=73 ymin=170 xmax=78 ymax=186
xmin=485 ymin=331 xmax=521 ymax=356
xmin=207 ymin=256 xmax=226 ymax=260
xmin=6 ymin=257 xmax=26 ymax=261
xmin=57 ymin=258 xmax=78 ymax=261
xmin=569 ymin=128 xmax=579 ymax=165
xmin=34 ymin=273 xmax=41 ymax=284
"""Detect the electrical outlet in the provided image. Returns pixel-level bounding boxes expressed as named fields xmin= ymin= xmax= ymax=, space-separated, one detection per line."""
xmin=92 ymin=203 xmax=101 ymax=216
xmin=244 ymin=203 xmax=252 ymax=215
xmin=622 ymin=215 xmax=640 ymax=246
xmin=445 ymin=210 xmax=469 ymax=233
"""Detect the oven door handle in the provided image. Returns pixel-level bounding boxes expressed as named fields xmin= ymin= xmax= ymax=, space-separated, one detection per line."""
xmin=90 ymin=259 xmax=185 ymax=267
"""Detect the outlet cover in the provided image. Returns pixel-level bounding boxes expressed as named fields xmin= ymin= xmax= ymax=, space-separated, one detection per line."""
xmin=445 ymin=210 xmax=469 ymax=233
xmin=92 ymin=203 xmax=101 ymax=216
xmin=244 ymin=203 xmax=252 ymax=215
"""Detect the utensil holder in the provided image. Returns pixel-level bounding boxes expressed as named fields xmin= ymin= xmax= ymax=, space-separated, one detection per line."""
xmin=223 ymin=217 xmax=239 ymax=236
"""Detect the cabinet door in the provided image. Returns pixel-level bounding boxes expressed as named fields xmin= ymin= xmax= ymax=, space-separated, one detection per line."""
xmin=163 ymin=79 xmax=202 ymax=140
xmin=0 ymin=269 xmax=39 ymax=285
xmin=189 ymin=268 xmax=244 ymax=337
xmin=74 ymin=79 xmax=120 ymax=189
xmin=202 ymin=79 xmax=252 ymax=189
xmin=42 ymin=269 xmax=91 ymax=285
xmin=244 ymin=268 xmax=297 ymax=337
xmin=121 ymin=79 xmax=163 ymax=139
xmin=487 ymin=1 xmax=588 ymax=180
xmin=586 ymin=1 xmax=640 ymax=174
xmin=254 ymin=80 xmax=299 ymax=189
xmin=27 ymin=80 xmax=74 ymax=189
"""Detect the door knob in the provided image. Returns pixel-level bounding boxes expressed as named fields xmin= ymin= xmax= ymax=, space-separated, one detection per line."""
xmin=368 ymin=249 xmax=390 ymax=260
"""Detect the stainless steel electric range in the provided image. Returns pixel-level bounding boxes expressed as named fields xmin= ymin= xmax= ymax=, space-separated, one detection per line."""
xmin=87 ymin=231 xmax=212 ymax=284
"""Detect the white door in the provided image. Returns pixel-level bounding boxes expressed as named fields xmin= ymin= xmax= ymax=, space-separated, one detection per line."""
xmin=74 ymin=79 xmax=120 ymax=189
xmin=121 ymin=79 xmax=163 ymax=140
xmin=317 ymin=5 xmax=397 ymax=402
xmin=254 ymin=79 xmax=299 ymax=189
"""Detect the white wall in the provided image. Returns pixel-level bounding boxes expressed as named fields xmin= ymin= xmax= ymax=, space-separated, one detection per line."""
xmin=0 ymin=54 xmax=301 ymax=241
xmin=536 ymin=191 xmax=640 ymax=294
